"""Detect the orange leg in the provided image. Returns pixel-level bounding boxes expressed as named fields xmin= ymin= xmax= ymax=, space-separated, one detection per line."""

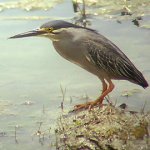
xmin=102 ymin=79 xmax=107 ymax=94
xmin=97 ymin=79 xmax=114 ymax=104
xmin=74 ymin=79 xmax=114 ymax=111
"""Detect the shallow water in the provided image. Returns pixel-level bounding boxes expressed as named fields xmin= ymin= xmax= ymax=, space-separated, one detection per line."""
xmin=0 ymin=0 xmax=150 ymax=150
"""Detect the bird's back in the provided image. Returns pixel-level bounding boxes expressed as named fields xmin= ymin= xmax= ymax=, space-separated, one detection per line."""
xmin=84 ymin=31 xmax=148 ymax=88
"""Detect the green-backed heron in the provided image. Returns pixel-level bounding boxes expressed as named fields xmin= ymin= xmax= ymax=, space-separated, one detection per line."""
xmin=9 ymin=20 xmax=148 ymax=110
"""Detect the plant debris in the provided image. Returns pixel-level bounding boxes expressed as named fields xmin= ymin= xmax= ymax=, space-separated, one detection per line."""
xmin=56 ymin=104 xmax=150 ymax=150
xmin=74 ymin=0 xmax=150 ymax=17
xmin=0 ymin=0 xmax=63 ymax=12
xmin=73 ymin=0 xmax=150 ymax=29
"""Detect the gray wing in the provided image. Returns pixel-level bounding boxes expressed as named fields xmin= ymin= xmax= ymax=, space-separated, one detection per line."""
xmin=84 ymin=36 xmax=146 ymax=86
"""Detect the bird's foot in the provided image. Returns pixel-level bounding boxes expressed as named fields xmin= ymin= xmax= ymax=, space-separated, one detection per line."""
xmin=73 ymin=99 xmax=103 ymax=111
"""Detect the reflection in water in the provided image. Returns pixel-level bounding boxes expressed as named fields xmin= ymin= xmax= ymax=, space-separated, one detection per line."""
xmin=72 ymin=0 xmax=88 ymax=27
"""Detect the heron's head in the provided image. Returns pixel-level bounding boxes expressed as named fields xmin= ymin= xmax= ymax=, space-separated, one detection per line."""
xmin=9 ymin=20 xmax=94 ymax=41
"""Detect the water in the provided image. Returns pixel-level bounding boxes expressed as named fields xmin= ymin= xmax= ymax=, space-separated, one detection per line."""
xmin=0 ymin=0 xmax=150 ymax=150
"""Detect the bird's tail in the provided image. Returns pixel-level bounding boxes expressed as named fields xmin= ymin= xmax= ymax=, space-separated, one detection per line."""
xmin=139 ymin=77 xmax=149 ymax=89
xmin=134 ymin=71 xmax=149 ymax=88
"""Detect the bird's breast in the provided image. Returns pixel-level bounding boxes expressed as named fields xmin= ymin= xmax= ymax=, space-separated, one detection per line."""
xmin=52 ymin=40 xmax=101 ymax=76
xmin=53 ymin=40 xmax=84 ymax=63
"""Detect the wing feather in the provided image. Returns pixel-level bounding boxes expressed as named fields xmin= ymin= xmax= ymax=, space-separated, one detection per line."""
xmin=85 ymin=39 xmax=144 ymax=83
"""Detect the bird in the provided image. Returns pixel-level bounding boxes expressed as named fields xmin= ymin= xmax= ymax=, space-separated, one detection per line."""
xmin=9 ymin=20 xmax=148 ymax=110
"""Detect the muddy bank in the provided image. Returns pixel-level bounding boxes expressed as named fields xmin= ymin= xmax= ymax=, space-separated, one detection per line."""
xmin=56 ymin=105 xmax=150 ymax=150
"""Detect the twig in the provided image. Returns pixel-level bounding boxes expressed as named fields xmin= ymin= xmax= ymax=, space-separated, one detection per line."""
xmin=14 ymin=125 xmax=19 ymax=144
xmin=82 ymin=0 xmax=86 ymax=18
xmin=42 ymin=104 xmax=45 ymax=114
xmin=60 ymin=84 xmax=66 ymax=112
xmin=141 ymin=100 xmax=147 ymax=114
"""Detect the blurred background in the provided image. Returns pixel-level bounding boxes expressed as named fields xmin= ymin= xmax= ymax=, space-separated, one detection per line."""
xmin=0 ymin=0 xmax=149 ymax=149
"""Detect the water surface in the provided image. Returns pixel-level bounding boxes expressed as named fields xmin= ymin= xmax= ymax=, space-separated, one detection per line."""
xmin=0 ymin=0 xmax=150 ymax=150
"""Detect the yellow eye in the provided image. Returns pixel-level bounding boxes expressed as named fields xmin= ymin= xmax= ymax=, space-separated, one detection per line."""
xmin=46 ymin=27 xmax=53 ymax=32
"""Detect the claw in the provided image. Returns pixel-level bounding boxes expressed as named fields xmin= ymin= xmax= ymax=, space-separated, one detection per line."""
xmin=73 ymin=99 xmax=103 ymax=112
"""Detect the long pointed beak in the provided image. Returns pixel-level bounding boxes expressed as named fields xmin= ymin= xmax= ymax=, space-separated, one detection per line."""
xmin=9 ymin=29 xmax=46 ymax=39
